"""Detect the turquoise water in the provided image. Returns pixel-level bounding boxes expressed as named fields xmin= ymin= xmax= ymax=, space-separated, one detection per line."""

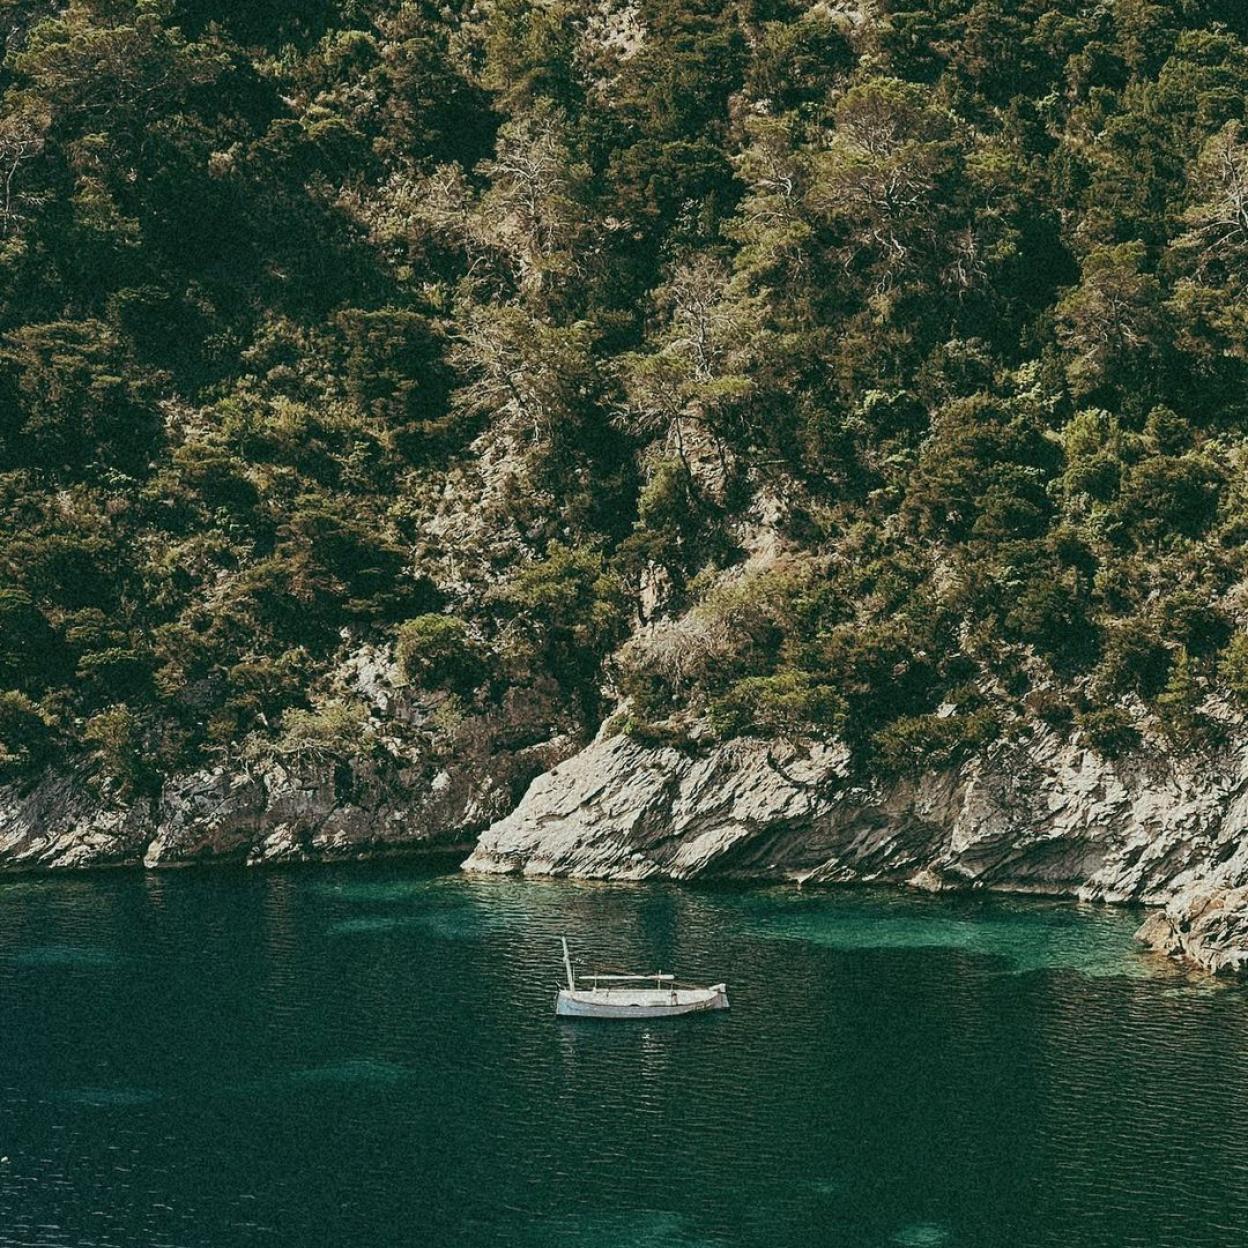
xmin=1 ymin=865 xmax=1246 ymax=1247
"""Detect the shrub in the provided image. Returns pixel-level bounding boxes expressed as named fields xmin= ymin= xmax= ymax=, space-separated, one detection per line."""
xmin=1154 ymin=648 xmax=1212 ymax=748
xmin=970 ymin=480 xmax=1050 ymax=542
xmin=615 ymin=458 xmax=725 ymax=590
xmin=814 ymin=619 xmax=945 ymax=747
xmin=615 ymin=559 xmax=826 ymax=722
xmin=202 ymin=649 xmax=314 ymax=745
xmin=709 ymin=669 xmax=847 ymax=740
xmin=871 ymin=708 xmax=1001 ymax=774
xmin=496 ymin=543 xmax=624 ymax=720
xmin=395 ymin=614 xmax=484 ymax=693
xmin=1157 ymin=591 xmax=1229 ymax=656
xmin=0 ymin=320 xmax=161 ymax=477
xmin=746 ymin=14 xmax=853 ymax=109
xmin=0 ymin=588 xmax=63 ymax=693
xmin=1119 ymin=454 xmax=1222 ymax=541
xmin=904 ymin=396 xmax=1059 ymax=541
xmin=1219 ymin=633 xmax=1248 ymax=703
xmin=1095 ymin=619 xmax=1171 ymax=699
xmin=497 ymin=543 xmax=628 ymax=676
xmin=278 ymin=493 xmax=413 ymax=620
xmin=1063 ymin=452 xmax=1122 ymax=503
xmin=1144 ymin=406 xmax=1193 ymax=455
xmin=76 ymin=647 xmax=152 ymax=700
xmin=1003 ymin=574 xmax=1094 ymax=665
xmin=0 ymin=691 xmax=53 ymax=776
xmin=169 ymin=442 xmax=259 ymax=513
xmin=1075 ymin=706 xmax=1140 ymax=759
xmin=83 ymin=704 xmax=158 ymax=796
xmin=275 ymin=699 xmax=372 ymax=760
xmin=1062 ymin=408 xmax=1125 ymax=463
xmin=619 ymin=715 xmax=701 ymax=750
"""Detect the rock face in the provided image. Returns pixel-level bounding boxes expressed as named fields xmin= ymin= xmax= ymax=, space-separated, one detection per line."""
xmin=142 ymin=745 xmax=526 ymax=868
xmin=463 ymin=726 xmax=1246 ymax=897
xmin=0 ymin=764 xmax=156 ymax=871
xmin=464 ymin=725 xmax=1248 ymax=975
xmin=0 ymin=645 xmax=579 ymax=873
xmin=1135 ymin=888 xmax=1248 ymax=977
xmin=0 ymin=732 xmax=571 ymax=872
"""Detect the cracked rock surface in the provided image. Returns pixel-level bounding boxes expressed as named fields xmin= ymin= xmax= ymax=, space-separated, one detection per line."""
xmin=465 ymin=725 xmax=1248 ymax=975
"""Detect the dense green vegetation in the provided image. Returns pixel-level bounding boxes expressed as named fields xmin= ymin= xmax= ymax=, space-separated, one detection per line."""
xmin=4 ymin=0 xmax=1248 ymax=788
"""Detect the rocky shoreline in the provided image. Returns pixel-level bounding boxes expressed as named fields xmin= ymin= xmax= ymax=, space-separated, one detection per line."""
xmin=5 ymin=717 xmax=1248 ymax=978
xmin=464 ymin=725 xmax=1248 ymax=979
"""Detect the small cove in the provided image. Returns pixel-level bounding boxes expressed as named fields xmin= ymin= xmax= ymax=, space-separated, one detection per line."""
xmin=0 ymin=863 xmax=1243 ymax=1248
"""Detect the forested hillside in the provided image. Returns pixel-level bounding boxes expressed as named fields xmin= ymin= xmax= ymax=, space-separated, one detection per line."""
xmin=4 ymin=0 xmax=1248 ymax=796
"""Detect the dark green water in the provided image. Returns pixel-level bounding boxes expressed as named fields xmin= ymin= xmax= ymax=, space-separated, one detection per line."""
xmin=2 ymin=865 xmax=1246 ymax=1248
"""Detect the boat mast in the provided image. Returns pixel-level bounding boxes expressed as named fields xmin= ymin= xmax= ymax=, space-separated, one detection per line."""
xmin=561 ymin=936 xmax=575 ymax=991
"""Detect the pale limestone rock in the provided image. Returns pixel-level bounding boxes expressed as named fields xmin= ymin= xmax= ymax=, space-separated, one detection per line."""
xmin=0 ymin=647 xmax=579 ymax=872
xmin=14 ymin=647 xmax=1248 ymax=979
xmin=465 ymin=724 xmax=1248 ymax=955
xmin=1136 ymin=887 xmax=1248 ymax=977
xmin=0 ymin=766 xmax=153 ymax=871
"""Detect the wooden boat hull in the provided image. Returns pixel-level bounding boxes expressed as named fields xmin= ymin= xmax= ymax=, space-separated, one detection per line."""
xmin=555 ymin=985 xmax=729 ymax=1019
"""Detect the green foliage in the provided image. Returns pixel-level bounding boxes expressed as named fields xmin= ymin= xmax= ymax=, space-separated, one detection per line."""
xmin=1221 ymin=634 xmax=1248 ymax=704
xmin=496 ymin=544 xmax=627 ymax=694
xmin=1056 ymin=243 xmax=1164 ymax=400
xmin=615 ymin=559 xmax=827 ymax=725
xmin=1003 ymin=574 xmax=1094 ymax=664
xmin=904 ymin=397 xmax=1058 ymax=543
xmin=1118 ymin=453 xmax=1223 ymax=542
xmin=83 ymin=703 xmax=157 ymax=796
xmin=709 ymin=670 xmax=847 ymax=741
xmin=1095 ymin=619 xmax=1172 ymax=700
xmin=270 ymin=699 xmax=372 ymax=761
xmin=1075 ymin=706 xmax=1142 ymax=760
xmin=395 ymin=614 xmax=484 ymax=694
xmin=0 ymin=690 xmax=53 ymax=776
xmin=0 ymin=322 xmax=161 ymax=476
xmin=871 ymin=709 xmax=1001 ymax=776
xmin=746 ymin=14 xmax=851 ymax=111
xmin=615 ymin=459 xmax=726 ymax=590
xmin=1155 ymin=647 xmax=1211 ymax=747
xmin=0 ymin=588 xmax=63 ymax=693
xmin=207 ymin=649 xmax=312 ymax=748
xmin=1 ymin=0 xmax=1248 ymax=786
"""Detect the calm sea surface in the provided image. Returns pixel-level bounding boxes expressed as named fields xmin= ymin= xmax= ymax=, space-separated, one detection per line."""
xmin=1 ymin=863 xmax=1246 ymax=1248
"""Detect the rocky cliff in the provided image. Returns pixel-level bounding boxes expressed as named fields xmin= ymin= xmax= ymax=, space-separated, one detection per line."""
xmin=7 ymin=642 xmax=1248 ymax=977
xmin=464 ymin=724 xmax=1248 ymax=976
xmin=0 ymin=643 xmax=579 ymax=873
xmin=0 ymin=734 xmax=574 ymax=872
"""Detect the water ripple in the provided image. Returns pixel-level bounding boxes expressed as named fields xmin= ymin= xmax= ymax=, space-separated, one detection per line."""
xmin=1 ymin=866 xmax=1245 ymax=1248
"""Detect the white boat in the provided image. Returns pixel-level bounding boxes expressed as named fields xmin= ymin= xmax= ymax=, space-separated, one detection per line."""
xmin=555 ymin=937 xmax=729 ymax=1019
